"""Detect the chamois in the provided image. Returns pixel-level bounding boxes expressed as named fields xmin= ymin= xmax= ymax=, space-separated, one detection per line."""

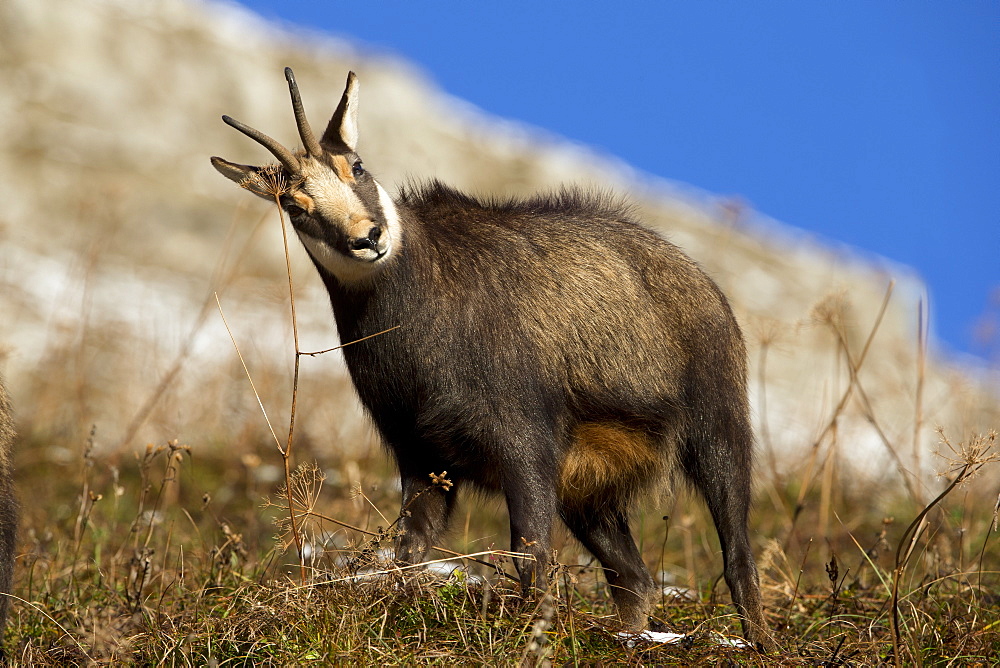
xmin=212 ymin=68 xmax=768 ymax=646
xmin=0 ymin=375 xmax=18 ymax=649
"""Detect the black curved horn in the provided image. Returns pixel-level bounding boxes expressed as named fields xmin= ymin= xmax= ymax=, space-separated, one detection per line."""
xmin=221 ymin=114 xmax=300 ymax=174
xmin=285 ymin=67 xmax=323 ymax=157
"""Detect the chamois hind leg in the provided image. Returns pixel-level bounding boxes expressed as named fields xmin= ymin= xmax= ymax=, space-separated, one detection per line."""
xmin=394 ymin=461 xmax=460 ymax=565
xmin=562 ymin=504 xmax=655 ymax=631
xmin=682 ymin=428 xmax=769 ymax=648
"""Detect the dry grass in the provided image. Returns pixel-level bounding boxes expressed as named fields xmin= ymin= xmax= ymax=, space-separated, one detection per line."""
xmin=3 ymin=206 xmax=999 ymax=666
xmin=6 ymin=423 xmax=999 ymax=665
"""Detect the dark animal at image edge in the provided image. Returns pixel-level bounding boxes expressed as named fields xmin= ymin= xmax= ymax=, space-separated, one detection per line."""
xmin=0 ymin=376 xmax=19 ymax=658
xmin=212 ymin=68 xmax=769 ymax=647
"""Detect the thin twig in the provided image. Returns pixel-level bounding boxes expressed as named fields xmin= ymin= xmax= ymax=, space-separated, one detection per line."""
xmin=890 ymin=473 xmax=963 ymax=667
xmin=848 ymin=374 xmax=922 ymax=503
xmin=889 ymin=431 xmax=997 ymax=667
xmin=790 ymin=282 xmax=894 ymax=537
xmin=913 ymin=299 xmax=927 ymax=493
xmin=283 ymin=505 xmax=522 ymax=584
xmin=784 ymin=537 xmax=812 ymax=630
xmin=222 ymin=179 xmax=403 ymax=582
xmin=214 ymin=293 xmax=282 ymax=451
xmin=116 ymin=209 xmax=257 ymax=450
xmin=275 ymin=203 xmax=306 ymax=581
xmin=300 ymin=325 xmax=401 ymax=356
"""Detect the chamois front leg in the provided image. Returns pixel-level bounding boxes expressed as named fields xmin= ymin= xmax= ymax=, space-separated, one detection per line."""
xmin=394 ymin=465 xmax=458 ymax=565
xmin=504 ymin=466 xmax=559 ymax=598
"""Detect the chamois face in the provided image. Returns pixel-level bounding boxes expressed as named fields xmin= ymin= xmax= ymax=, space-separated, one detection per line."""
xmin=280 ymin=150 xmax=401 ymax=284
xmin=211 ymin=69 xmax=401 ymax=284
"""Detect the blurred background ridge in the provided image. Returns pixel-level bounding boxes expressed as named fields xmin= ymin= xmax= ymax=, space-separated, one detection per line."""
xmin=0 ymin=0 xmax=996 ymax=489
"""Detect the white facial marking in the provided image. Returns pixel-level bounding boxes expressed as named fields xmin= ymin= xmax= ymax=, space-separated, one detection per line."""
xmin=299 ymin=233 xmax=384 ymax=284
xmin=375 ymin=180 xmax=402 ymax=254
xmin=304 ymin=163 xmax=363 ymax=222
xmin=292 ymin=161 xmax=401 ymax=285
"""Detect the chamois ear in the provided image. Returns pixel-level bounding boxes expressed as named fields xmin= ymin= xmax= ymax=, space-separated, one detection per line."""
xmin=210 ymin=156 xmax=279 ymax=200
xmin=321 ymin=71 xmax=360 ymax=152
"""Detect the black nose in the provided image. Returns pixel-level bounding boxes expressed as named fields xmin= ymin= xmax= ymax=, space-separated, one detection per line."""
xmin=349 ymin=226 xmax=382 ymax=252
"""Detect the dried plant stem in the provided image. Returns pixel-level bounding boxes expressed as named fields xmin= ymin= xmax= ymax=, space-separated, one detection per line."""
xmin=265 ymin=495 xmax=521 ymax=583
xmin=221 ymin=173 xmax=402 ymax=584
xmin=216 ymin=214 xmax=401 ymax=583
xmin=975 ymin=493 xmax=1000 ymax=596
xmin=784 ymin=537 xmax=812 ymax=630
xmin=214 ymin=294 xmax=282 ymax=450
xmin=788 ymin=282 xmax=894 ymax=543
xmin=890 ymin=469 xmax=965 ymax=667
xmin=273 ymin=196 xmax=306 ymax=582
xmin=756 ymin=337 xmax=779 ymax=481
xmin=72 ymin=425 xmax=98 ymax=560
xmin=889 ymin=430 xmax=998 ymax=667
xmin=300 ymin=325 xmax=401 ymax=356
xmin=848 ymin=370 xmax=922 ymax=503
xmin=818 ymin=434 xmax=837 ymax=539
xmin=115 ymin=211 xmax=252 ymax=451
xmin=214 ymin=171 xmax=307 ymax=580
xmin=913 ymin=299 xmax=926 ymax=486
xmin=826 ymin=290 xmax=921 ymax=503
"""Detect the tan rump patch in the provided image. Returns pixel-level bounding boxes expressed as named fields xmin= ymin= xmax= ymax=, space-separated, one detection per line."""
xmin=559 ymin=422 xmax=661 ymax=507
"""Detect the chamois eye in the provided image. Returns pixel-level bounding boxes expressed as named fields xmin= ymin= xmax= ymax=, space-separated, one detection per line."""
xmin=352 ymin=160 xmax=365 ymax=177
xmin=285 ymin=204 xmax=305 ymax=218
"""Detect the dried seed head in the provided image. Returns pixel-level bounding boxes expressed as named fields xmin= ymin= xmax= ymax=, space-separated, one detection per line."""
xmin=240 ymin=164 xmax=292 ymax=199
xmin=809 ymin=290 xmax=851 ymax=331
xmin=429 ymin=470 xmax=453 ymax=491
xmin=935 ymin=428 xmax=998 ymax=481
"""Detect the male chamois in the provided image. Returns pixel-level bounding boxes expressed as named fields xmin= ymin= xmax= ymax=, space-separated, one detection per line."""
xmin=212 ymin=68 xmax=768 ymax=646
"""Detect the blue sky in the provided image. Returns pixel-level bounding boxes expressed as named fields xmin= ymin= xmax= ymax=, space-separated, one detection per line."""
xmin=232 ymin=1 xmax=999 ymax=362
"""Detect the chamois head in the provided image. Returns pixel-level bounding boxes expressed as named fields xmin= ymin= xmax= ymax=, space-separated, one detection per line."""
xmin=211 ymin=68 xmax=400 ymax=283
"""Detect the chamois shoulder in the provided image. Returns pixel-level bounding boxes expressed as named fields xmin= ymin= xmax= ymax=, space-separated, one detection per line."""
xmin=396 ymin=180 xmax=637 ymax=223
